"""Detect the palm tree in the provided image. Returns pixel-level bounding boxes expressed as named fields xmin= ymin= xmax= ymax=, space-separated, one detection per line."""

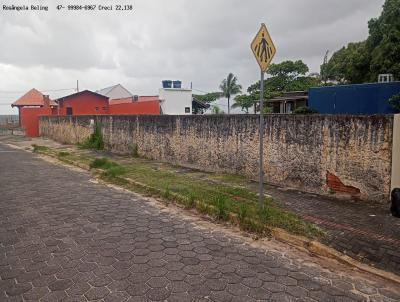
xmin=219 ymin=73 xmax=242 ymax=114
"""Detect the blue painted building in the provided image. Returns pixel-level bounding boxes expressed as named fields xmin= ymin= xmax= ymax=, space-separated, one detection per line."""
xmin=308 ymin=82 xmax=400 ymax=114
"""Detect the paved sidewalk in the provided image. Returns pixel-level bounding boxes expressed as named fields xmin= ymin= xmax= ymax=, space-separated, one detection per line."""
xmin=1 ymin=142 xmax=400 ymax=301
xmin=267 ymin=187 xmax=400 ymax=276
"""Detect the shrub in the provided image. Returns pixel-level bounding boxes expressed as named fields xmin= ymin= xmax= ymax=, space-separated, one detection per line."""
xmin=81 ymin=125 xmax=104 ymax=150
xmin=293 ymin=106 xmax=318 ymax=114
xmin=103 ymin=166 xmax=126 ymax=178
xmin=263 ymin=106 xmax=273 ymax=114
xmin=388 ymin=93 xmax=400 ymax=111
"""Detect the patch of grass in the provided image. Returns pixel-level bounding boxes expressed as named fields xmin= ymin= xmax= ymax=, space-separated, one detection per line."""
xmin=90 ymin=157 xmax=117 ymax=169
xmin=57 ymin=151 xmax=70 ymax=157
xmin=237 ymin=203 xmax=248 ymax=225
xmin=163 ymin=185 xmax=172 ymax=200
xmin=196 ymin=202 xmax=211 ymax=215
xmin=214 ymin=195 xmax=228 ymax=221
xmin=32 ymin=144 xmax=49 ymax=153
xmin=40 ymin=145 xmax=323 ymax=239
xmin=80 ymin=125 xmax=104 ymax=150
xmin=184 ymin=192 xmax=197 ymax=209
xmin=103 ymin=166 xmax=126 ymax=178
xmin=90 ymin=157 xmax=126 ymax=178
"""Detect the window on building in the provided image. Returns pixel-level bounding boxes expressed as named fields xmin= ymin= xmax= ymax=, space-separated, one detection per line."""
xmin=66 ymin=107 xmax=73 ymax=115
xmin=95 ymin=107 xmax=99 ymax=111
xmin=185 ymin=107 xmax=190 ymax=113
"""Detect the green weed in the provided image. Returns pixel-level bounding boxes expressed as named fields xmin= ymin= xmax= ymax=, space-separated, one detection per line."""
xmin=58 ymin=151 xmax=70 ymax=157
xmin=32 ymin=144 xmax=49 ymax=153
xmin=184 ymin=192 xmax=196 ymax=209
xmin=130 ymin=144 xmax=139 ymax=158
xmin=163 ymin=185 xmax=172 ymax=200
xmin=103 ymin=166 xmax=126 ymax=178
xmin=237 ymin=203 xmax=248 ymax=225
xmin=90 ymin=157 xmax=117 ymax=169
xmin=81 ymin=125 xmax=104 ymax=150
xmin=214 ymin=195 xmax=228 ymax=221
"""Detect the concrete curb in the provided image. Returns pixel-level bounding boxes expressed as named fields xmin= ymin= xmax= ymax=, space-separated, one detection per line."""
xmin=271 ymin=228 xmax=400 ymax=285
xmin=9 ymin=143 xmax=400 ymax=285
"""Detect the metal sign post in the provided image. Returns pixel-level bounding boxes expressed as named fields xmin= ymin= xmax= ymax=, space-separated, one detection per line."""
xmin=250 ymin=23 xmax=276 ymax=209
xmin=259 ymin=71 xmax=265 ymax=208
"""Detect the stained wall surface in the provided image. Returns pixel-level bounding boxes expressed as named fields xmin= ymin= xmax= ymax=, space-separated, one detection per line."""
xmin=40 ymin=114 xmax=394 ymax=202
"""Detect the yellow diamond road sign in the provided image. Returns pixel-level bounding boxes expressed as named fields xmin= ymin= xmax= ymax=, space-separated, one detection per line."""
xmin=251 ymin=23 xmax=276 ymax=72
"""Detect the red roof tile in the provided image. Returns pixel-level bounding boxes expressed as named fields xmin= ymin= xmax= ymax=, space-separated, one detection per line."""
xmin=11 ymin=88 xmax=57 ymax=107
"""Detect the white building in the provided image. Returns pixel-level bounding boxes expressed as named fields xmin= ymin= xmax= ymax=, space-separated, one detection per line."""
xmin=159 ymin=87 xmax=192 ymax=115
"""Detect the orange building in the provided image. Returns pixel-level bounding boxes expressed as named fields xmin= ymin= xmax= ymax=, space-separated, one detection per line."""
xmin=11 ymin=89 xmax=58 ymax=137
xmin=109 ymin=96 xmax=160 ymax=115
xmin=11 ymin=88 xmax=160 ymax=137
xmin=55 ymin=90 xmax=110 ymax=116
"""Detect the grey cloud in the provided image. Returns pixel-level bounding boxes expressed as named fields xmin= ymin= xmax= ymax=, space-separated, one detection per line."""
xmin=0 ymin=0 xmax=386 ymax=115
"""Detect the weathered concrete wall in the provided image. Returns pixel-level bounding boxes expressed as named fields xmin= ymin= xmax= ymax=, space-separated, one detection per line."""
xmin=39 ymin=116 xmax=92 ymax=145
xmin=39 ymin=114 xmax=394 ymax=202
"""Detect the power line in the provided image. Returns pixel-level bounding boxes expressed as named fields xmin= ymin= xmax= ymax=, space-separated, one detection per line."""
xmin=0 ymin=88 xmax=76 ymax=94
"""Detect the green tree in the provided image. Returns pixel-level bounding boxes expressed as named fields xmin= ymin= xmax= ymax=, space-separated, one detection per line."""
xmin=367 ymin=0 xmax=400 ymax=81
xmin=323 ymin=0 xmax=400 ymax=83
xmin=219 ymin=73 xmax=242 ymax=114
xmin=388 ymin=93 xmax=400 ymax=111
xmin=193 ymin=92 xmax=222 ymax=104
xmin=232 ymin=94 xmax=255 ymax=113
xmin=322 ymin=42 xmax=371 ymax=84
xmin=247 ymin=60 xmax=320 ymax=103
xmin=211 ymin=105 xmax=224 ymax=115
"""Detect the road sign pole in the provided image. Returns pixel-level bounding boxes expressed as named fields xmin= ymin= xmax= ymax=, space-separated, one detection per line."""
xmin=259 ymin=70 xmax=265 ymax=209
xmin=251 ymin=22 xmax=275 ymax=209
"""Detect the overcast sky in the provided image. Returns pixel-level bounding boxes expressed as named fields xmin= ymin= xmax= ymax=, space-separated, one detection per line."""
xmin=0 ymin=0 xmax=385 ymax=114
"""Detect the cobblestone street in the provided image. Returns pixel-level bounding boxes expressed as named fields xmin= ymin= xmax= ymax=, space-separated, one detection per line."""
xmin=0 ymin=142 xmax=399 ymax=302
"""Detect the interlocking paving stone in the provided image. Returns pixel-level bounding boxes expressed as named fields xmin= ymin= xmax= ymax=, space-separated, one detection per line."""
xmin=268 ymin=185 xmax=400 ymax=276
xmin=0 ymin=142 xmax=399 ymax=302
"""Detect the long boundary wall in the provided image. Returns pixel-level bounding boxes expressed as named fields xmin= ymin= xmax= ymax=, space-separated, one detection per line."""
xmin=40 ymin=114 xmax=395 ymax=203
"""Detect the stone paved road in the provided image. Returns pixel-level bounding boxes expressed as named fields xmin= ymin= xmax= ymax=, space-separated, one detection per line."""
xmin=0 ymin=142 xmax=399 ymax=302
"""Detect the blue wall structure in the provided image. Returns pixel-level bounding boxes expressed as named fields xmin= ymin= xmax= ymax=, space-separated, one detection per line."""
xmin=309 ymin=82 xmax=400 ymax=114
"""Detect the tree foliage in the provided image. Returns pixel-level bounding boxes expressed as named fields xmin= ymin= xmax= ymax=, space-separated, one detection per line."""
xmin=234 ymin=60 xmax=319 ymax=114
xmin=293 ymin=106 xmax=318 ymax=114
xmin=388 ymin=93 xmax=400 ymax=111
xmin=211 ymin=105 xmax=224 ymax=115
xmin=247 ymin=60 xmax=320 ymax=101
xmin=193 ymin=92 xmax=222 ymax=104
xmin=322 ymin=0 xmax=400 ymax=83
xmin=219 ymin=73 xmax=242 ymax=114
xmin=232 ymin=94 xmax=254 ymax=113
